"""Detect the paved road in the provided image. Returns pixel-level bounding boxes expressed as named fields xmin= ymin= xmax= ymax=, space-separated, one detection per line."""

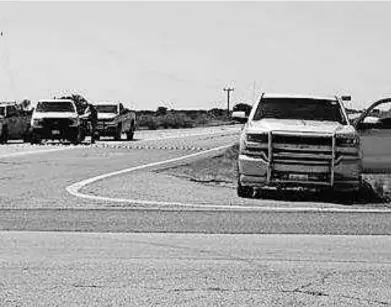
xmin=1 ymin=232 xmax=390 ymax=306
xmin=1 ymin=126 xmax=391 ymax=306
xmin=0 ymin=125 xmax=391 ymax=234
xmin=2 ymin=209 xmax=391 ymax=235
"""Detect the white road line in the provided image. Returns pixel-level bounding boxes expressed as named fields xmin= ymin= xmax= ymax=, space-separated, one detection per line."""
xmin=66 ymin=144 xmax=232 ymax=197
xmin=66 ymin=144 xmax=391 ymax=213
xmin=114 ymin=128 xmax=239 ymax=143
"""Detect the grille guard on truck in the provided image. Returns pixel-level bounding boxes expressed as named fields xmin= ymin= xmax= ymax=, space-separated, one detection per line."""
xmin=265 ymin=130 xmax=337 ymax=187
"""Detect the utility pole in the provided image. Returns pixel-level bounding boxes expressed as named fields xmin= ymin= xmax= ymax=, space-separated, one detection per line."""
xmin=223 ymin=87 xmax=234 ymax=117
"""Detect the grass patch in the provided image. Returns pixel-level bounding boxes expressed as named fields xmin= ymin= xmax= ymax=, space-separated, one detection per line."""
xmin=160 ymin=144 xmax=391 ymax=205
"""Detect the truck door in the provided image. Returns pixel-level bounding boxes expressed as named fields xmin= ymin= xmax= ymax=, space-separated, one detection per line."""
xmin=354 ymin=98 xmax=391 ymax=173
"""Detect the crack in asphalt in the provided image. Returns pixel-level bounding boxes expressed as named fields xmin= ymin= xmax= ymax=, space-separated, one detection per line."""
xmin=283 ymin=271 xmax=391 ymax=305
xmin=171 ymin=287 xmax=269 ymax=293
xmin=284 ymin=289 xmax=391 ymax=306
xmin=72 ymin=283 xmax=104 ymax=288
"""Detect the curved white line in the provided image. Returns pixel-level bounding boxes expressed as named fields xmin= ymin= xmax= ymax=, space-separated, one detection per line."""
xmin=66 ymin=144 xmax=391 ymax=213
xmin=66 ymin=144 xmax=232 ymax=200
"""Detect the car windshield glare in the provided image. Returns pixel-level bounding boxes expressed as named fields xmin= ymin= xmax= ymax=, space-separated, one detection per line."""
xmin=253 ymin=98 xmax=347 ymax=124
xmin=95 ymin=105 xmax=118 ymax=113
xmin=36 ymin=101 xmax=75 ymax=113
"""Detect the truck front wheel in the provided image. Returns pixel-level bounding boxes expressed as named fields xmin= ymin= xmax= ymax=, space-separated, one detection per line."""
xmin=126 ymin=130 xmax=134 ymax=141
xmin=69 ymin=128 xmax=82 ymax=145
xmin=126 ymin=122 xmax=135 ymax=141
xmin=0 ymin=126 xmax=8 ymax=144
xmin=30 ymin=131 xmax=42 ymax=145
xmin=114 ymin=125 xmax=122 ymax=141
xmin=237 ymin=181 xmax=254 ymax=198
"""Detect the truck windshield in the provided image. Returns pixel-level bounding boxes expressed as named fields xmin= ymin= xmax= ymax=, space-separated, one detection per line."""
xmin=0 ymin=107 xmax=4 ymax=116
xmin=95 ymin=105 xmax=118 ymax=113
xmin=253 ymin=98 xmax=347 ymax=124
xmin=36 ymin=101 xmax=75 ymax=113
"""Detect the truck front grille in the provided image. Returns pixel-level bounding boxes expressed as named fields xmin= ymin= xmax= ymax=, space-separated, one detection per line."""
xmin=269 ymin=132 xmax=335 ymax=186
xmin=43 ymin=118 xmax=72 ymax=129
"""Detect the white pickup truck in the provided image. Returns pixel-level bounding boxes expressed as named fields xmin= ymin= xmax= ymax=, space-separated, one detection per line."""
xmin=237 ymin=93 xmax=391 ymax=200
xmin=94 ymin=102 xmax=136 ymax=141
xmin=29 ymin=99 xmax=88 ymax=145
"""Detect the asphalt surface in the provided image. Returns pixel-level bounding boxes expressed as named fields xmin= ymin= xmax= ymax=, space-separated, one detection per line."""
xmin=1 ymin=232 xmax=390 ymax=306
xmin=0 ymin=125 xmax=391 ymax=234
xmin=1 ymin=126 xmax=391 ymax=306
xmin=1 ymin=209 xmax=391 ymax=235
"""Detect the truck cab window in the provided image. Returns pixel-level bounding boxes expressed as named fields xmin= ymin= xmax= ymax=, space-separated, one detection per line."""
xmin=253 ymin=98 xmax=347 ymax=125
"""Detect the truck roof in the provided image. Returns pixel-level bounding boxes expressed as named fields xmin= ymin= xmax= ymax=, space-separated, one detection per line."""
xmin=262 ymin=93 xmax=337 ymax=101
xmin=93 ymin=102 xmax=118 ymax=106
xmin=37 ymin=99 xmax=75 ymax=104
xmin=0 ymin=101 xmax=17 ymax=106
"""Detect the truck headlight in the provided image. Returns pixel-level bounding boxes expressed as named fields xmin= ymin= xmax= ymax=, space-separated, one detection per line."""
xmin=69 ymin=118 xmax=80 ymax=127
xmin=246 ymin=133 xmax=268 ymax=143
xmin=336 ymin=136 xmax=360 ymax=147
xmin=32 ymin=119 xmax=43 ymax=127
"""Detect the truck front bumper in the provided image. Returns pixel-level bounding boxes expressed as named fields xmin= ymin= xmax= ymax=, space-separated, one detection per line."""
xmin=238 ymin=154 xmax=361 ymax=192
xmin=31 ymin=127 xmax=79 ymax=139
xmin=96 ymin=122 xmax=117 ymax=136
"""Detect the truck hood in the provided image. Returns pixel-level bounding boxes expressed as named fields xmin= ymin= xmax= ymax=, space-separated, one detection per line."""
xmin=246 ymin=119 xmax=355 ymax=135
xmin=97 ymin=113 xmax=117 ymax=120
xmin=32 ymin=112 xmax=78 ymax=119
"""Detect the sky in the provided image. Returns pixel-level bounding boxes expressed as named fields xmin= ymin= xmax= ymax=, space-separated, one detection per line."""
xmin=0 ymin=2 xmax=391 ymax=111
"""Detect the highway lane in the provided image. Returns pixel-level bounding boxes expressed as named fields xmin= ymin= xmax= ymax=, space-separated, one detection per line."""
xmin=0 ymin=126 xmax=391 ymax=234
xmin=1 ymin=232 xmax=390 ymax=306
xmin=0 ymin=130 xmax=238 ymax=209
xmin=1 ymin=209 xmax=391 ymax=235
xmin=1 ymin=126 xmax=391 ymax=306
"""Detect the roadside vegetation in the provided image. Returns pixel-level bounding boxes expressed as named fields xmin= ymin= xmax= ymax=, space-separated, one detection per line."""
xmin=6 ymin=95 xmax=251 ymax=130
xmin=159 ymin=144 xmax=391 ymax=206
xmin=136 ymin=103 xmax=252 ymax=130
xmin=137 ymin=108 xmax=232 ymax=130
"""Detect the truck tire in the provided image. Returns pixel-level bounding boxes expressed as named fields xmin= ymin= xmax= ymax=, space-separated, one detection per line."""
xmin=335 ymin=191 xmax=356 ymax=205
xmin=30 ymin=132 xmax=42 ymax=145
xmin=23 ymin=131 xmax=31 ymax=143
xmin=80 ymin=128 xmax=86 ymax=142
xmin=237 ymin=181 xmax=254 ymax=198
xmin=126 ymin=122 xmax=135 ymax=141
xmin=114 ymin=125 xmax=122 ymax=141
xmin=126 ymin=130 xmax=134 ymax=141
xmin=69 ymin=128 xmax=82 ymax=145
xmin=0 ymin=125 xmax=8 ymax=144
